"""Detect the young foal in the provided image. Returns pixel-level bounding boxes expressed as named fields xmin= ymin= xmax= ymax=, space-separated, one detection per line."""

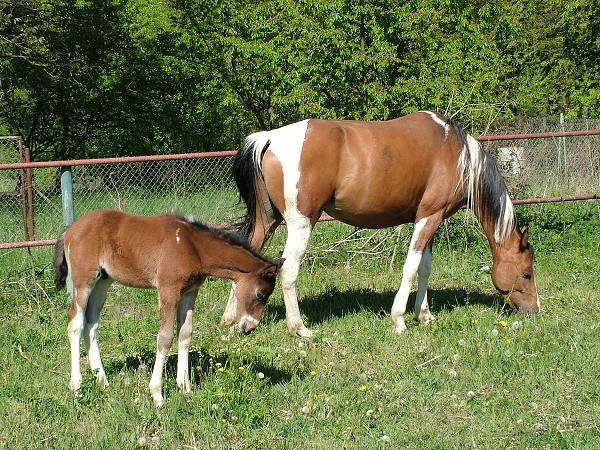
xmin=222 ymin=111 xmax=540 ymax=338
xmin=54 ymin=209 xmax=283 ymax=407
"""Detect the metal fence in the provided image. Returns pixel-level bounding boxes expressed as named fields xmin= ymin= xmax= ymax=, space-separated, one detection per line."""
xmin=0 ymin=123 xmax=598 ymax=297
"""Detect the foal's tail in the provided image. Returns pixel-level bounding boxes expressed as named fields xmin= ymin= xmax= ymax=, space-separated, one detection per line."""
xmin=233 ymin=133 xmax=272 ymax=241
xmin=53 ymin=228 xmax=69 ymax=289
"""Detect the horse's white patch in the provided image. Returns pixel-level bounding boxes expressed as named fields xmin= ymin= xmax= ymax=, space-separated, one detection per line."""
xmin=249 ymin=120 xmax=310 ymax=216
xmin=422 ymin=111 xmax=450 ymax=139
xmin=175 ymin=227 xmax=181 ymax=244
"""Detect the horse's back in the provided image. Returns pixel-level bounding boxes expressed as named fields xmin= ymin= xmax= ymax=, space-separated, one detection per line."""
xmin=262 ymin=112 xmax=467 ymax=228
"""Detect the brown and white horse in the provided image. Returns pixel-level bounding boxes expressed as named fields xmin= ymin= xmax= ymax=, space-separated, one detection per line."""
xmin=54 ymin=209 xmax=284 ymax=406
xmin=221 ymin=111 xmax=540 ymax=338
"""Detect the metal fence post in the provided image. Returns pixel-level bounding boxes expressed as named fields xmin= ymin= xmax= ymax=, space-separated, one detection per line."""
xmin=60 ymin=165 xmax=74 ymax=295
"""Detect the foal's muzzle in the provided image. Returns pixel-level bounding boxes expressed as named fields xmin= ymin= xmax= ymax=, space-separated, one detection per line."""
xmin=239 ymin=317 xmax=259 ymax=335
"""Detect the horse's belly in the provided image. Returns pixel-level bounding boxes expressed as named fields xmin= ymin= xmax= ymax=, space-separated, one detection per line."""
xmin=324 ymin=199 xmax=417 ymax=229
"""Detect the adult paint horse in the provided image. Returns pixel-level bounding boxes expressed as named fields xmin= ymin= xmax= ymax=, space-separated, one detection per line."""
xmin=221 ymin=111 xmax=540 ymax=338
xmin=54 ymin=209 xmax=284 ymax=407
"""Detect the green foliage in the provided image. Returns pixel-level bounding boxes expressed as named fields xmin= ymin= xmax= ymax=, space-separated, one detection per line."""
xmin=1 ymin=0 xmax=599 ymax=160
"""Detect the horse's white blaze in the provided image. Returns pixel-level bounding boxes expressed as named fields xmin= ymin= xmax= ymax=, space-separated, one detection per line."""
xmin=175 ymin=227 xmax=181 ymax=244
xmin=423 ymin=110 xmax=450 ymax=139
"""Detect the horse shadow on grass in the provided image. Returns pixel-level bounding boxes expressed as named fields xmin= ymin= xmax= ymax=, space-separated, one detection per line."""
xmin=103 ymin=346 xmax=296 ymax=388
xmin=264 ymin=286 xmax=506 ymax=327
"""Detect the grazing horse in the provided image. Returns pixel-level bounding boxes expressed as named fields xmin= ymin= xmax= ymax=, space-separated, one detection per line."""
xmin=221 ymin=111 xmax=540 ymax=338
xmin=54 ymin=209 xmax=284 ymax=407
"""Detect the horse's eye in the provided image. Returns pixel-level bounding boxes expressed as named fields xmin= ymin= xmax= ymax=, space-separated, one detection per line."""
xmin=522 ymin=271 xmax=532 ymax=280
xmin=257 ymin=291 xmax=265 ymax=301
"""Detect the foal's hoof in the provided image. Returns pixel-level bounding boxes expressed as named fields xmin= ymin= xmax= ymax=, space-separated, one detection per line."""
xmin=152 ymin=393 xmax=164 ymax=408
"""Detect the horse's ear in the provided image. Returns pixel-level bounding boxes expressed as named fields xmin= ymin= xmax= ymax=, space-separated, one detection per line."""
xmin=519 ymin=225 xmax=529 ymax=251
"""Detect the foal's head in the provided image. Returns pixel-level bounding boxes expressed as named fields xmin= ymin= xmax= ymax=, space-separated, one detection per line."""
xmin=491 ymin=226 xmax=540 ymax=313
xmin=235 ymin=257 xmax=285 ymax=334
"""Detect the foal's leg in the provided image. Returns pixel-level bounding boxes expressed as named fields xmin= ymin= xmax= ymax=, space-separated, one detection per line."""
xmin=280 ymin=214 xmax=313 ymax=338
xmin=67 ymin=272 xmax=100 ymax=391
xmin=391 ymin=216 xmax=440 ymax=333
xmin=149 ymin=288 xmax=178 ymax=407
xmin=176 ymin=290 xmax=197 ymax=394
xmin=83 ymin=277 xmax=112 ymax=387
xmin=414 ymin=244 xmax=435 ymax=324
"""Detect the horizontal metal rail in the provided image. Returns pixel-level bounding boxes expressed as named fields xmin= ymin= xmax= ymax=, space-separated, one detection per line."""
xmin=1 ymin=129 xmax=599 ymax=249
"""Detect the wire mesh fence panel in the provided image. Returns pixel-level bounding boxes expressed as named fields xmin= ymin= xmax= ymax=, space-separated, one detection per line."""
xmin=0 ymin=138 xmax=28 ymax=244
xmin=481 ymin=133 xmax=600 ymax=199
xmin=26 ymin=157 xmax=240 ymax=244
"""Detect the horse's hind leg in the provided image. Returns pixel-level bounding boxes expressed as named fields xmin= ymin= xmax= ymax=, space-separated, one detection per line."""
xmin=221 ymin=215 xmax=281 ymax=331
xmin=176 ymin=290 xmax=197 ymax=394
xmin=414 ymin=244 xmax=435 ymax=324
xmin=83 ymin=277 xmax=112 ymax=387
xmin=280 ymin=215 xmax=313 ymax=338
xmin=67 ymin=272 xmax=100 ymax=391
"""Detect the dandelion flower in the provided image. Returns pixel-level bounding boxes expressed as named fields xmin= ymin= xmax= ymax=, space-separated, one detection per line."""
xmin=499 ymin=320 xmax=508 ymax=327
xmin=359 ymin=385 xmax=368 ymax=392
xmin=310 ymin=370 xmax=317 ymax=376
xmin=238 ymin=366 xmax=245 ymax=373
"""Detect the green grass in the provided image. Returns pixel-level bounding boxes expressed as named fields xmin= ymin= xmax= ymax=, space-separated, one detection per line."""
xmin=0 ymin=202 xmax=599 ymax=448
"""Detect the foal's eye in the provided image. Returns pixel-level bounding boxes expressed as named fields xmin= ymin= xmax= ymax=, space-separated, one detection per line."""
xmin=522 ymin=271 xmax=532 ymax=280
xmin=257 ymin=291 xmax=265 ymax=301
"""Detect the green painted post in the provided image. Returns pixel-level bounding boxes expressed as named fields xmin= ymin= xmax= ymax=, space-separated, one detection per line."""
xmin=60 ymin=166 xmax=75 ymax=295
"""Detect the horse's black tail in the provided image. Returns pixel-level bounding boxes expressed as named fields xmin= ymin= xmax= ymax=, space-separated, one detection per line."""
xmin=232 ymin=134 xmax=271 ymax=241
xmin=53 ymin=228 xmax=69 ymax=289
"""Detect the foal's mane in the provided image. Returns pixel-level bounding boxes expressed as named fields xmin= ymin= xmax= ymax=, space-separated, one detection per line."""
xmin=450 ymin=118 xmax=517 ymax=244
xmin=170 ymin=213 xmax=272 ymax=263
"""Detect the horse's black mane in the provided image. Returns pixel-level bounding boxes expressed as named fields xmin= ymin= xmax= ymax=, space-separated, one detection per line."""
xmin=169 ymin=213 xmax=272 ymax=263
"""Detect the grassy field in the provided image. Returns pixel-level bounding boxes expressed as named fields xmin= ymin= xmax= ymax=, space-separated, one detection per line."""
xmin=0 ymin=201 xmax=599 ymax=449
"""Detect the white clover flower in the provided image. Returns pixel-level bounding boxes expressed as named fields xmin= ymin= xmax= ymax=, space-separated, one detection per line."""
xmin=257 ymin=372 xmax=265 ymax=380
xmin=467 ymin=390 xmax=475 ymax=397
xmin=449 ymin=369 xmax=457 ymax=378
xmin=458 ymin=339 xmax=466 ymax=346
xmin=491 ymin=328 xmax=499 ymax=337
xmin=381 ymin=435 xmax=391 ymax=443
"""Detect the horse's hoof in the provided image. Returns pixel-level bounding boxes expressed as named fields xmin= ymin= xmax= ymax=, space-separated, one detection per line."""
xmin=295 ymin=325 xmax=313 ymax=338
xmin=392 ymin=317 xmax=407 ymax=334
xmin=418 ymin=313 xmax=435 ymax=325
xmin=152 ymin=393 xmax=164 ymax=408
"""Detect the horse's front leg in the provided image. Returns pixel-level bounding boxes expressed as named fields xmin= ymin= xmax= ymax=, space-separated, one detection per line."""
xmin=149 ymin=288 xmax=177 ymax=407
xmin=176 ymin=290 xmax=197 ymax=394
xmin=414 ymin=244 xmax=435 ymax=324
xmin=391 ymin=216 xmax=439 ymax=333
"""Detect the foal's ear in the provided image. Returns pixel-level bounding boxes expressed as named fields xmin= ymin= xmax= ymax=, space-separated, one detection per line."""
xmin=262 ymin=258 xmax=285 ymax=278
xmin=519 ymin=225 xmax=529 ymax=251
